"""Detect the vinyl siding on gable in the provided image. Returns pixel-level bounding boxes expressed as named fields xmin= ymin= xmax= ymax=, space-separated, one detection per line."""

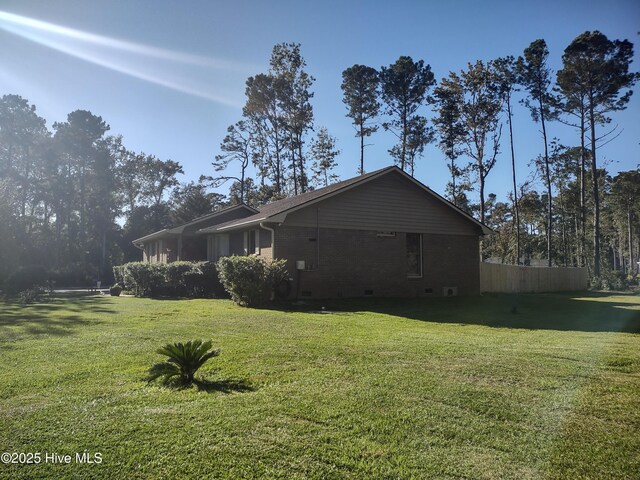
xmin=283 ymin=171 xmax=480 ymax=236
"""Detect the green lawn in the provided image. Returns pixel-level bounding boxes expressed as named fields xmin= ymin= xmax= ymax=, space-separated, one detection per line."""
xmin=0 ymin=291 xmax=638 ymax=479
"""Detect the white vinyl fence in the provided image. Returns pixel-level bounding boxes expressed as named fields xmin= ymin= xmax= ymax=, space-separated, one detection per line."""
xmin=480 ymin=262 xmax=589 ymax=293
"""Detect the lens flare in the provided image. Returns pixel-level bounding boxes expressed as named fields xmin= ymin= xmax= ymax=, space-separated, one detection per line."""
xmin=0 ymin=10 xmax=250 ymax=107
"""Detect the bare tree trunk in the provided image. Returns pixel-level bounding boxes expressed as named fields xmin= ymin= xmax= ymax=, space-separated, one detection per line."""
xmin=579 ymin=110 xmax=587 ymax=268
xmin=507 ymin=98 xmax=520 ymax=264
xmin=540 ymin=103 xmax=552 ymax=267
xmin=628 ymin=206 xmax=634 ymax=275
xmin=359 ymin=121 xmax=365 ymax=175
xmin=401 ymin=105 xmax=407 ymax=171
xmin=589 ymin=102 xmax=601 ymax=277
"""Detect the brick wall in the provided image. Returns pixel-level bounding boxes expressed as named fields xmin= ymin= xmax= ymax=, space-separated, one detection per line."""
xmin=272 ymin=225 xmax=480 ymax=298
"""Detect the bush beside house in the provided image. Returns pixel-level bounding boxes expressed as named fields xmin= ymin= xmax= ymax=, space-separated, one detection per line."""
xmin=113 ymin=261 xmax=224 ymax=298
xmin=216 ymin=256 xmax=289 ymax=307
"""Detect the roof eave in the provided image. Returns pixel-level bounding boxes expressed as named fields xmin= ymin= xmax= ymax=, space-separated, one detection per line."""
xmin=131 ymin=229 xmax=177 ymax=244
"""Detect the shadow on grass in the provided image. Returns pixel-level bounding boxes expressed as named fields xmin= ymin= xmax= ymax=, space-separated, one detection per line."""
xmin=0 ymin=292 xmax=114 ymax=336
xmin=154 ymin=377 xmax=256 ymax=394
xmin=284 ymin=291 xmax=640 ymax=334
xmin=193 ymin=378 xmax=256 ymax=394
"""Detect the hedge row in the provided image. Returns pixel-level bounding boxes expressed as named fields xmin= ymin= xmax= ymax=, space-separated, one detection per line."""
xmin=113 ymin=261 xmax=225 ymax=298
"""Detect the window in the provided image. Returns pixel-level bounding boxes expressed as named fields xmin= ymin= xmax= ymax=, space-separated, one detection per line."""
xmin=407 ymin=233 xmax=422 ymax=277
xmin=209 ymin=234 xmax=229 ymax=261
xmin=243 ymin=230 xmax=259 ymax=255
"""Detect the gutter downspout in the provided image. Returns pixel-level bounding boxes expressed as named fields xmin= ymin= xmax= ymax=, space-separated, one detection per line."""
xmin=260 ymin=222 xmax=276 ymax=260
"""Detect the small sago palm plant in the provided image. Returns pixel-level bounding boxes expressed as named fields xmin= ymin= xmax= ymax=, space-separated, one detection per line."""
xmin=147 ymin=340 xmax=220 ymax=385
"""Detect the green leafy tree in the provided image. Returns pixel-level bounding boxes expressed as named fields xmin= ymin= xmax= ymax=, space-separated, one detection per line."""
xmin=270 ymin=42 xmax=315 ymax=195
xmin=433 ymin=76 xmax=467 ymax=206
xmin=0 ymin=94 xmax=50 ymax=272
xmin=610 ymin=170 xmax=640 ymax=275
xmin=170 ymin=181 xmax=225 ymax=225
xmin=53 ymin=110 xmax=112 ymax=271
xmin=228 ymin=177 xmax=260 ymax=208
xmin=341 ymin=65 xmax=380 ymax=174
xmin=493 ymin=56 xmax=522 ymax=264
xmin=442 ymin=61 xmax=502 ymax=226
xmin=205 ymin=120 xmax=252 ymax=203
xmin=140 ymin=156 xmax=183 ymax=207
xmin=244 ymin=73 xmax=286 ymax=193
xmin=310 ymin=127 xmax=340 ymax=187
xmin=556 ymin=31 xmax=638 ymax=276
xmin=243 ymin=44 xmax=315 ymax=196
xmin=518 ymin=39 xmax=556 ymax=266
xmin=379 ymin=56 xmax=435 ymax=173
xmin=121 ymin=204 xmax=172 ymax=262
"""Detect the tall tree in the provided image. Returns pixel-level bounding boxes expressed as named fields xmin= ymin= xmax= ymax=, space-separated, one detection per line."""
xmin=205 ymin=120 xmax=252 ymax=203
xmin=141 ymin=156 xmax=184 ymax=207
xmin=341 ymin=65 xmax=380 ymax=174
xmin=610 ymin=170 xmax=640 ymax=275
xmin=270 ymin=42 xmax=315 ymax=195
xmin=170 ymin=181 xmax=225 ymax=225
xmin=244 ymin=73 xmax=286 ymax=194
xmin=556 ymin=31 xmax=638 ymax=276
xmin=442 ymin=61 xmax=502 ymax=226
xmin=433 ymin=76 xmax=467 ymax=206
xmin=493 ymin=56 xmax=522 ymax=264
xmin=518 ymin=39 xmax=556 ymax=266
xmin=243 ymin=43 xmax=315 ymax=196
xmin=379 ymin=56 xmax=435 ymax=173
xmin=53 ymin=110 xmax=110 ymax=258
xmin=310 ymin=127 xmax=341 ymax=187
xmin=115 ymin=146 xmax=148 ymax=215
xmin=0 ymin=94 xmax=49 ymax=240
xmin=555 ymin=58 xmax=590 ymax=268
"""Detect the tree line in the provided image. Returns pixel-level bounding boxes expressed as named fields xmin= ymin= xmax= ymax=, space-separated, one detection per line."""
xmin=0 ymin=31 xmax=638 ymax=286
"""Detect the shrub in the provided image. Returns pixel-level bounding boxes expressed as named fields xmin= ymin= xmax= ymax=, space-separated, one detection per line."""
xmin=109 ymin=284 xmax=123 ymax=297
xmin=186 ymin=261 xmax=226 ymax=298
xmin=18 ymin=287 xmax=46 ymax=304
xmin=216 ymin=256 xmax=289 ymax=307
xmin=146 ymin=340 xmax=220 ymax=385
xmin=112 ymin=265 xmax=126 ymax=288
xmin=112 ymin=261 xmax=223 ymax=298
xmin=4 ymin=265 xmax=48 ymax=294
xmin=165 ymin=262 xmax=194 ymax=297
xmin=590 ymin=270 xmax=630 ymax=291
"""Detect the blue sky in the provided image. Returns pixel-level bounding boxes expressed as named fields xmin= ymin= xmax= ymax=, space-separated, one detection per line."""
xmin=1 ymin=0 xmax=638 ymax=203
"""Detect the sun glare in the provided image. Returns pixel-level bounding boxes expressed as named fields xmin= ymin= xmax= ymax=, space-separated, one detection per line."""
xmin=0 ymin=10 xmax=248 ymax=107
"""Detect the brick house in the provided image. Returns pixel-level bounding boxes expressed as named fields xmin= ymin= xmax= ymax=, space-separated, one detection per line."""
xmin=197 ymin=166 xmax=491 ymax=298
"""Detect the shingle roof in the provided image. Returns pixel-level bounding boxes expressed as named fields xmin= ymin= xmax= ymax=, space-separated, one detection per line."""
xmin=197 ymin=166 xmax=492 ymax=235
xmin=198 ymin=166 xmax=396 ymax=233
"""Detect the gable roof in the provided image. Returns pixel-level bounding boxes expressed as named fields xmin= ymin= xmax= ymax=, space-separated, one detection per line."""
xmin=198 ymin=166 xmax=492 ymax=235
xmin=132 ymin=204 xmax=258 ymax=245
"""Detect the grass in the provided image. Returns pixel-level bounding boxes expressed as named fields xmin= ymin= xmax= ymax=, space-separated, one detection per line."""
xmin=0 ymin=291 xmax=638 ymax=479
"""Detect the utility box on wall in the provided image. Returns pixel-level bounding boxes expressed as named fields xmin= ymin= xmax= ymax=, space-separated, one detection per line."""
xmin=443 ymin=286 xmax=458 ymax=296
